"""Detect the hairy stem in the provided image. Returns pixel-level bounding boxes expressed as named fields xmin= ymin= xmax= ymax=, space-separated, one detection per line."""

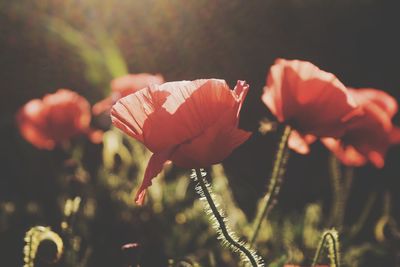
xmin=193 ymin=169 xmax=262 ymax=267
xmin=312 ymin=229 xmax=340 ymax=267
xmin=250 ymin=125 xmax=292 ymax=245
xmin=23 ymin=226 xmax=63 ymax=267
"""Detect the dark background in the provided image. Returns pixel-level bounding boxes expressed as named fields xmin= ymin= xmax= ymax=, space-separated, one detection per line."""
xmin=1 ymin=0 xmax=399 ymax=266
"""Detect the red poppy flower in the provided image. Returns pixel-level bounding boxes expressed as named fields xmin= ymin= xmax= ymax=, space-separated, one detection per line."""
xmin=92 ymin=73 xmax=164 ymax=115
xmin=17 ymin=89 xmax=101 ymax=150
xmin=262 ymin=58 xmax=363 ymax=154
xmin=322 ymin=88 xmax=400 ymax=168
xmin=111 ymin=79 xmax=251 ymax=204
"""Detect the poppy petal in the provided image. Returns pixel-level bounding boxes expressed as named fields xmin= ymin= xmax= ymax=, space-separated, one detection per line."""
xmin=16 ymin=99 xmax=55 ymax=149
xmin=338 ymin=96 xmax=398 ymax=167
xmin=389 ymin=126 xmax=400 ymax=144
xmin=112 ymin=79 xmax=242 ymax=153
xmin=135 ymin=148 xmax=175 ymax=205
xmin=368 ymin=151 xmax=385 ymax=168
xmin=350 ymin=88 xmax=398 ymax=118
xmin=288 ymin=130 xmax=316 ymax=154
xmin=321 ymin=138 xmax=367 ymax=167
xmin=92 ymin=97 xmax=113 ymax=115
xmin=111 ymin=73 xmax=164 ymax=96
xmin=87 ymin=129 xmax=104 ymax=144
xmin=171 ymin=108 xmax=251 ymax=167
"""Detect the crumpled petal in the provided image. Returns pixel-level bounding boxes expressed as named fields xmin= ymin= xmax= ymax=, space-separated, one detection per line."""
xmin=111 ymin=89 xmax=170 ymax=144
xmin=112 ymin=79 xmax=247 ymax=153
xmin=171 ymin=107 xmax=251 ymax=167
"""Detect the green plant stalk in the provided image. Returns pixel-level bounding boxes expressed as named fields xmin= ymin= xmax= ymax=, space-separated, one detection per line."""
xmin=349 ymin=192 xmax=376 ymax=238
xmin=336 ymin=166 xmax=353 ymax=228
xmin=328 ymin=155 xmax=341 ymax=226
xmin=250 ymin=125 xmax=292 ymax=245
xmin=329 ymin=155 xmax=354 ymax=230
xmin=193 ymin=169 xmax=263 ymax=267
xmin=312 ymin=229 xmax=340 ymax=267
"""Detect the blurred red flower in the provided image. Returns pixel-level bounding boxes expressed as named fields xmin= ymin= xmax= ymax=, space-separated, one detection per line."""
xmin=322 ymin=88 xmax=400 ymax=168
xmin=262 ymin=58 xmax=363 ymax=154
xmin=92 ymin=73 xmax=164 ymax=115
xmin=111 ymin=79 xmax=251 ymax=204
xmin=17 ymin=89 xmax=101 ymax=150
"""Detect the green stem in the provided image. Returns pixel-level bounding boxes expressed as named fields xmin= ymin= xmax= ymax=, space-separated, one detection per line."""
xmin=194 ymin=169 xmax=261 ymax=267
xmin=250 ymin=125 xmax=292 ymax=245
xmin=328 ymin=155 xmax=354 ymax=230
xmin=328 ymin=155 xmax=341 ymax=226
xmin=349 ymin=192 xmax=376 ymax=238
xmin=339 ymin=167 xmax=353 ymax=224
xmin=312 ymin=230 xmax=340 ymax=267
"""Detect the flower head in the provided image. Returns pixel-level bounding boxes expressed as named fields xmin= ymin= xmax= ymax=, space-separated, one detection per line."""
xmin=92 ymin=73 xmax=164 ymax=115
xmin=322 ymin=88 xmax=400 ymax=168
xmin=17 ymin=89 xmax=101 ymax=150
xmin=111 ymin=79 xmax=251 ymax=204
xmin=262 ymin=58 xmax=363 ymax=154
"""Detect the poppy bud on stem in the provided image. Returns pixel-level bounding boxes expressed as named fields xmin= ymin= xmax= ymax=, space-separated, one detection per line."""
xmin=250 ymin=125 xmax=292 ymax=245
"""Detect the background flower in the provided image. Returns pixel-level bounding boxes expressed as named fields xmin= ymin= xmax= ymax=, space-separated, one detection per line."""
xmin=262 ymin=58 xmax=363 ymax=154
xmin=92 ymin=73 xmax=164 ymax=115
xmin=17 ymin=89 xmax=100 ymax=149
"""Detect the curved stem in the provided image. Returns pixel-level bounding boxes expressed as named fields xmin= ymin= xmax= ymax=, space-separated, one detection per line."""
xmin=312 ymin=230 xmax=340 ymax=267
xmin=194 ymin=169 xmax=261 ymax=267
xmin=23 ymin=226 xmax=64 ymax=267
xmin=250 ymin=125 xmax=292 ymax=245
